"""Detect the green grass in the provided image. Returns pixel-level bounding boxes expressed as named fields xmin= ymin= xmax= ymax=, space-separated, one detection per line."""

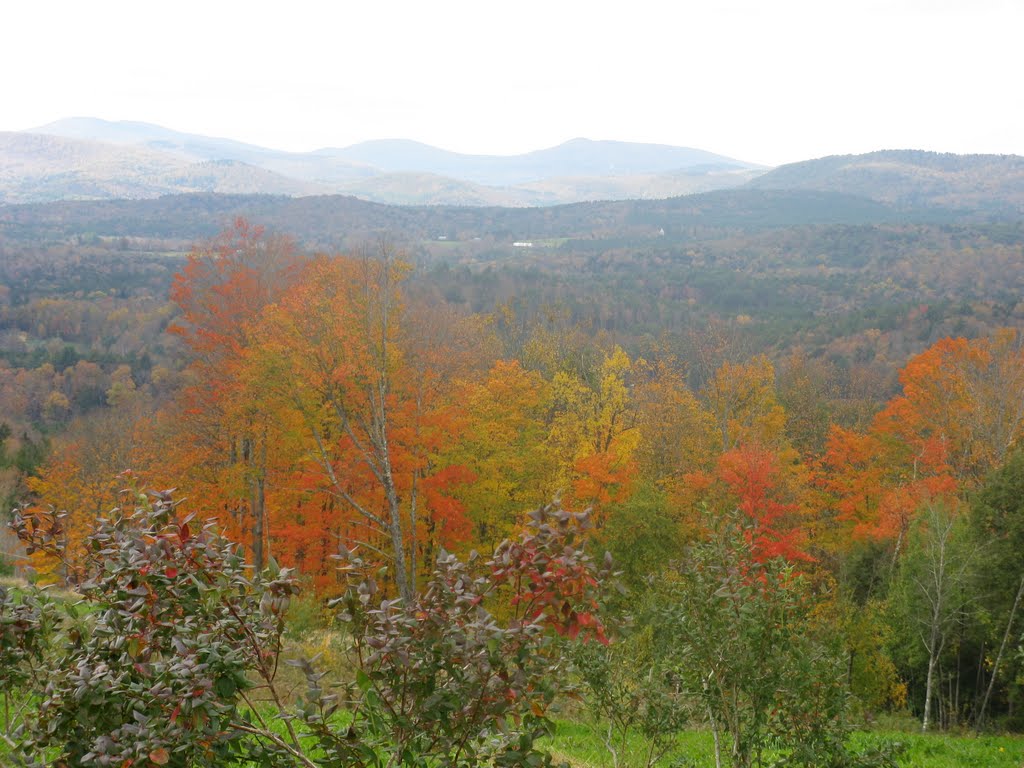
xmin=856 ymin=730 xmax=1024 ymax=768
xmin=546 ymin=720 xmax=1024 ymax=767
xmin=7 ymin=705 xmax=1024 ymax=767
xmin=546 ymin=720 xmax=715 ymax=766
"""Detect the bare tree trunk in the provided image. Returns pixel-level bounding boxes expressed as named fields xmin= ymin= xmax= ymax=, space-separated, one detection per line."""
xmin=385 ymin=482 xmax=412 ymax=602
xmin=923 ymin=632 xmax=939 ymax=732
xmin=913 ymin=500 xmax=976 ymax=733
xmin=252 ymin=474 xmax=264 ymax=572
xmin=244 ymin=435 xmax=266 ymax=572
xmin=409 ymin=472 xmax=418 ymax=594
xmin=892 ymin=522 xmax=906 ymax=570
xmin=954 ymin=637 xmax=962 ymax=727
xmin=707 ymin=702 xmax=723 ymax=768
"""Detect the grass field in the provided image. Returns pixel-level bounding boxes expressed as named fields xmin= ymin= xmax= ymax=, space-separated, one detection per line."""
xmin=6 ymin=710 xmax=1024 ymax=766
xmin=546 ymin=720 xmax=1024 ymax=768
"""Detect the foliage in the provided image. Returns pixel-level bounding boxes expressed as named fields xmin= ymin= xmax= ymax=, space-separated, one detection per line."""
xmin=571 ymin=621 xmax=690 ymax=768
xmin=970 ymin=450 xmax=1024 ymax=727
xmin=3 ymin=484 xmax=610 ymax=767
xmin=23 ymin=407 xmax=157 ymax=585
xmin=546 ymin=721 xmax=1024 ymax=768
xmin=887 ymin=500 xmax=976 ymax=731
xmin=0 ymin=584 xmax=58 ymax=752
xmin=872 ymin=330 xmax=1024 ymax=486
xmin=445 ymin=359 xmax=550 ymax=546
xmin=165 ymin=217 xmax=301 ymax=574
xmin=649 ymin=507 xmax=856 ymax=768
xmin=601 ymin=482 xmax=685 ymax=591
xmin=834 ymin=595 xmax=907 ymax=714
xmin=292 ymin=501 xmax=611 ymax=768
xmin=9 ymin=485 xmax=300 ymax=767
xmin=10 ymin=208 xmax=1024 ymax=736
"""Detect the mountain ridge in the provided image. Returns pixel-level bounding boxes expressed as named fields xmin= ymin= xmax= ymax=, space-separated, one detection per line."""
xmin=0 ymin=188 xmax=912 ymax=250
xmin=17 ymin=117 xmax=765 ymax=205
xmin=11 ymin=119 xmax=1024 ymax=212
xmin=0 ymin=132 xmax=330 ymax=204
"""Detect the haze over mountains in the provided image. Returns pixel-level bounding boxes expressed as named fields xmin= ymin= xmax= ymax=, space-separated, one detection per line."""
xmin=3 ymin=117 xmax=1023 ymax=214
xmin=0 ymin=117 xmax=763 ymax=207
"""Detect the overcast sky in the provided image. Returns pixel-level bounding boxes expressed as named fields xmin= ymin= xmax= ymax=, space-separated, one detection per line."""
xmin=4 ymin=0 xmax=1022 ymax=166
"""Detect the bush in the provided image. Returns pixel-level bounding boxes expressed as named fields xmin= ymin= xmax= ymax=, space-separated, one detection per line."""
xmin=648 ymin=509 xmax=875 ymax=768
xmin=297 ymin=502 xmax=612 ymax=768
xmin=10 ymin=489 xmax=299 ymax=767
xmin=0 ymin=583 xmax=58 ymax=754
xmin=4 ymin=490 xmax=610 ymax=768
xmin=571 ymin=622 xmax=691 ymax=768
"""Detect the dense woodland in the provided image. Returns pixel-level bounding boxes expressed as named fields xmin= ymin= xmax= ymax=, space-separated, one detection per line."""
xmin=3 ymin=185 xmax=1024 ymax=765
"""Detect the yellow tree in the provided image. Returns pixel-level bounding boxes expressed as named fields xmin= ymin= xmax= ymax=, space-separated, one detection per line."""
xmin=776 ymin=349 xmax=840 ymax=458
xmin=443 ymin=359 xmax=551 ymax=549
xmin=633 ymin=356 xmax=718 ymax=486
xmin=25 ymin=406 xmax=154 ymax=584
xmin=545 ymin=346 xmax=642 ymax=521
xmin=701 ymin=354 xmax=788 ymax=452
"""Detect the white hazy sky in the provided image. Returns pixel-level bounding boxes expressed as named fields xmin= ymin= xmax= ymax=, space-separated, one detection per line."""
xmin=3 ymin=0 xmax=1022 ymax=166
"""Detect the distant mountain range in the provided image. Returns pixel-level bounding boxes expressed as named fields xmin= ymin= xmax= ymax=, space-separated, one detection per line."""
xmin=3 ymin=119 xmax=1023 ymax=213
xmin=0 ymin=118 xmax=763 ymax=206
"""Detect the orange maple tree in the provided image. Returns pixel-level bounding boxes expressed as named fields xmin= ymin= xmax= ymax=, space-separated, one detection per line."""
xmin=873 ymin=330 xmax=1024 ymax=485
xmin=165 ymin=218 xmax=301 ymax=570
xmin=717 ymin=443 xmax=811 ymax=563
xmin=243 ymin=251 xmax=478 ymax=598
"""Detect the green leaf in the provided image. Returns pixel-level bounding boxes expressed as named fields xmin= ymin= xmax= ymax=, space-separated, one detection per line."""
xmin=356 ymin=669 xmax=372 ymax=692
xmin=214 ymin=676 xmax=237 ymax=698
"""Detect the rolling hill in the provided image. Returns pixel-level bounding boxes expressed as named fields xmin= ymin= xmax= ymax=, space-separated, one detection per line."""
xmin=317 ymin=137 xmax=759 ymax=185
xmin=748 ymin=150 xmax=1024 ymax=212
xmin=0 ymin=132 xmax=328 ymax=203
xmin=0 ymin=188 xmax=905 ymax=249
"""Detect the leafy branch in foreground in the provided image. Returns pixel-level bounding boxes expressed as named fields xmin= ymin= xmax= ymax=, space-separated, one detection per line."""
xmin=298 ymin=502 xmax=612 ymax=768
xmin=9 ymin=486 xmax=299 ymax=767
xmin=4 ymin=487 xmax=610 ymax=767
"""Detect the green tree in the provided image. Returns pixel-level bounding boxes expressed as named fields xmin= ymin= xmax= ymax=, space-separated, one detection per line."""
xmin=889 ymin=500 xmax=976 ymax=731
xmin=572 ymin=623 xmax=690 ymax=768
xmin=649 ymin=509 xmax=855 ymax=768
xmin=970 ymin=450 xmax=1024 ymax=728
xmin=602 ymin=481 xmax=685 ymax=591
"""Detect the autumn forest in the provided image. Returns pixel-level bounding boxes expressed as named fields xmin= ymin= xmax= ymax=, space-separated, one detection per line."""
xmin=3 ymin=179 xmax=1024 ymax=767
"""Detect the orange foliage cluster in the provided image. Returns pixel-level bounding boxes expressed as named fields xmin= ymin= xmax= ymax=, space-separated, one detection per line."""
xmin=815 ymin=331 xmax=1024 ymax=555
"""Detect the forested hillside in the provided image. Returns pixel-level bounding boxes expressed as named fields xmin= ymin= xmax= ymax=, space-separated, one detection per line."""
xmin=3 ymin=177 xmax=1024 ymax=764
xmin=750 ymin=150 xmax=1024 ymax=212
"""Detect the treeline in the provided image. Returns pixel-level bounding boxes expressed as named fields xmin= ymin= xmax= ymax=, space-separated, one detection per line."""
xmin=0 ymin=189 xmax=913 ymax=247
